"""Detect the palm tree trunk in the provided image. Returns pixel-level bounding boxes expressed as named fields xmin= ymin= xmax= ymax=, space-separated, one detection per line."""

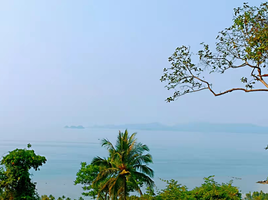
xmin=105 ymin=191 xmax=108 ymax=200
xmin=123 ymin=177 xmax=127 ymax=200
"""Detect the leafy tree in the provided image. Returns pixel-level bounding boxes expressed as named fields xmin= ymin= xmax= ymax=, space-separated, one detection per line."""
xmin=49 ymin=194 xmax=56 ymax=200
xmin=190 ymin=176 xmax=241 ymax=200
xmin=245 ymin=191 xmax=268 ymax=200
xmin=39 ymin=195 xmax=83 ymax=200
xmin=75 ymin=162 xmax=108 ymax=199
xmin=127 ymin=176 xmax=241 ymax=200
xmin=91 ymin=130 xmax=154 ymax=200
xmin=156 ymin=179 xmax=194 ymax=200
xmin=145 ymin=186 xmax=155 ymax=197
xmin=160 ymin=2 xmax=268 ymax=102
xmin=41 ymin=195 xmax=50 ymax=200
xmin=0 ymin=144 xmax=46 ymax=200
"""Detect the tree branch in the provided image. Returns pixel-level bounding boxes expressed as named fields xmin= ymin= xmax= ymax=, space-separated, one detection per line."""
xmin=259 ymin=79 xmax=268 ymax=88
xmin=176 ymin=87 xmax=209 ymax=97
xmin=257 ymin=66 xmax=268 ymax=88
xmin=251 ymin=68 xmax=259 ymax=81
xmin=212 ymin=57 xmax=247 ymax=69
xmin=162 ymin=3 xmax=268 ymax=101
xmin=194 ymin=75 xmax=268 ymax=96
xmin=213 ymin=88 xmax=268 ymax=96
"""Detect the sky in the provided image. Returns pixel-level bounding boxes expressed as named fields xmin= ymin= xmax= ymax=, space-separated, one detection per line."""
xmin=0 ymin=0 xmax=267 ymax=129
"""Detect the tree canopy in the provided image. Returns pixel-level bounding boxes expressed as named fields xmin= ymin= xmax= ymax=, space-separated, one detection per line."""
xmin=127 ymin=176 xmax=241 ymax=200
xmin=0 ymin=144 xmax=46 ymax=200
xmin=75 ymin=162 xmax=105 ymax=199
xmin=160 ymin=2 xmax=268 ymax=102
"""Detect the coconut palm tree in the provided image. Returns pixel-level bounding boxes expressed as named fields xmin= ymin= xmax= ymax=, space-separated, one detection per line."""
xmin=92 ymin=130 xmax=154 ymax=200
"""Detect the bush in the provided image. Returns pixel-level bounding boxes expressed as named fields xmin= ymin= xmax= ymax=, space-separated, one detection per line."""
xmin=128 ymin=176 xmax=242 ymax=200
xmin=244 ymin=191 xmax=268 ymax=200
xmin=190 ymin=176 xmax=241 ymax=200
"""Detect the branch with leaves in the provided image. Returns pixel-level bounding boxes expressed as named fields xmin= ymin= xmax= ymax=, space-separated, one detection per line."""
xmin=160 ymin=2 xmax=268 ymax=102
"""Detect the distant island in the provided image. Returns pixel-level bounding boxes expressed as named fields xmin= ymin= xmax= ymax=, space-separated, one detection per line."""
xmin=257 ymin=179 xmax=268 ymax=184
xmin=64 ymin=125 xmax=85 ymax=129
xmin=92 ymin=122 xmax=268 ymax=134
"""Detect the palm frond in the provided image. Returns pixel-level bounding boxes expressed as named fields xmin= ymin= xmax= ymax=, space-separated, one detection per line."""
xmin=128 ymin=140 xmax=137 ymax=153
xmin=128 ymin=143 xmax=150 ymax=158
xmin=133 ymin=164 xmax=154 ymax=177
xmin=115 ymin=129 xmax=130 ymax=152
xmin=132 ymin=154 xmax=153 ymax=166
xmin=128 ymin=132 xmax=137 ymax=149
xmin=115 ymin=130 xmax=124 ymax=149
xmin=101 ymin=138 xmax=115 ymax=153
xmin=92 ymin=168 xmax=119 ymax=190
xmin=134 ymin=143 xmax=150 ymax=152
xmin=97 ymin=179 xmax=111 ymax=196
xmin=95 ymin=168 xmax=119 ymax=182
xmin=91 ymin=156 xmax=112 ymax=168
xmin=132 ymin=171 xmax=155 ymax=188
xmin=127 ymin=176 xmax=143 ymax=196
xmin=108 ymin=176 xmax=124 ymax=198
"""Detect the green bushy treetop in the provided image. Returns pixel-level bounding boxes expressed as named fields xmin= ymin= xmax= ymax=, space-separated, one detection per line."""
xmin=0 ymin=144 xmax=46 ymax=200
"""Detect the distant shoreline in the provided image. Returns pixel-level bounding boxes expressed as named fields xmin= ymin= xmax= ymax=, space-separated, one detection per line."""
xmin=64 ymin=125 xmax=85 ymax=129
xmin=91 ymin=122 xmax=268 ymax=134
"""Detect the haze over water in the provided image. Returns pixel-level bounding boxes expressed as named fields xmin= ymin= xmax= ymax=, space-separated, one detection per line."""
xmin=1 ymin=127 xmax=268 ymax=199
xmin=1 ymin=0 xmax=268 ymax=199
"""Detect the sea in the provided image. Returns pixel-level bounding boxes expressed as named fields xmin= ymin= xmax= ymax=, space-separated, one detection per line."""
xmin=1 ymin=127 xmax=268 ymax=199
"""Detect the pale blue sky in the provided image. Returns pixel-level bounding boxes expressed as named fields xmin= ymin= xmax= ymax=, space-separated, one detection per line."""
xmin=0 ymin=0 xmax=266 ymax=129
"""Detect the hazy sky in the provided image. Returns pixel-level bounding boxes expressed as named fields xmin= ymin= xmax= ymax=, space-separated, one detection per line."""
xmin=0 ymin=0 xmax=266 ymax=129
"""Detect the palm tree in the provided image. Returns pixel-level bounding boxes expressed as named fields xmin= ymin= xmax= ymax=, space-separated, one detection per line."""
xmin=92 ymin=130 xmax=154 ymax=200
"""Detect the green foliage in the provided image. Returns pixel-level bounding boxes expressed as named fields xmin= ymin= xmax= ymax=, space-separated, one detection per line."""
xmin=127 ymin=176 xmax=242 ymax=200
xmin=160 ymin=2 xmax=268 ymax=101
xmin=75 ymin=162 xmax=104 ymax=199
xmin=145 ymin=186 xmax=155 ymax=196
xmin=39 ymin=195 xmax=84 ymax=200
xmin=244 ymin=191 xmax=268 ymax=200
xmin=127 ymin=186 xmax=156 ymax=200
xmin=156 ymin=179 xmax=193 ymax=200
xmin=88 ymin=130 xmax=154 ymax=200
xmin=40 ymin=195 xmax=50 ymax=200
xmin=190 ymin=176 xmax=241 ymax=200
xmin=49 ymin=194 xmax=56 ymax=200
xmin=0 ymin=144 xmax=46 ymax=200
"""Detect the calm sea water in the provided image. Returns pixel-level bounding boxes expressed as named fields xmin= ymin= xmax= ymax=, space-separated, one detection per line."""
xmin=1 ymin=127 xmax=268 ymax=199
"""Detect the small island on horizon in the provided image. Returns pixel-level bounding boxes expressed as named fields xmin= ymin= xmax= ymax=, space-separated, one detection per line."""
xmin=64 ymin=125 xmax=85 ymax=129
